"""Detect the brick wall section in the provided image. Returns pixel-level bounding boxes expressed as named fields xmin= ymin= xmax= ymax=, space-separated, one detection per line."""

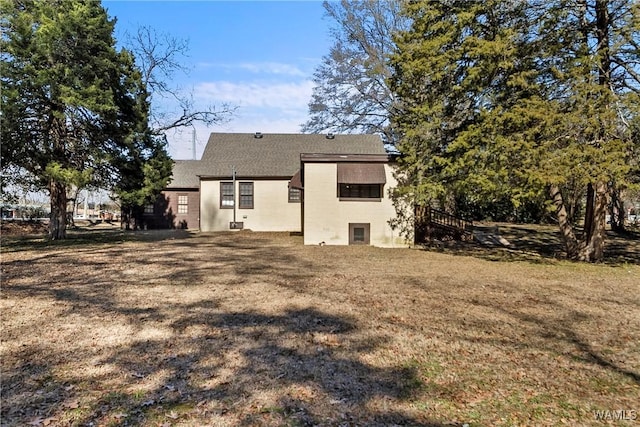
xmin=145 ymin=189 xmax=200 ymax=229
xmin=164 ymin=189 xmax=199 ymax=229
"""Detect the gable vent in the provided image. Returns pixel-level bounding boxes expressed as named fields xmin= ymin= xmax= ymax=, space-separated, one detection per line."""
xmin=326 ymin=133 xmax=335 ymax=139
xmin=254 ymin=132 xmax=263 ymax=139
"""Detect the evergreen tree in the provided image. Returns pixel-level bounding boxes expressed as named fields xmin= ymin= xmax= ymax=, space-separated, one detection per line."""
xmin=390 ymin=0 xmax=639 ymax=261
xmin=389 ymin=0 xmax=535 ymax=233
xmin=0 ymin=0 xmax=172 ymax=239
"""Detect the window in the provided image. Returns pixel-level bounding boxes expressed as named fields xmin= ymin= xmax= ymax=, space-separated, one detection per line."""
xmin=349 ymin=223 xmax=370 ymax=245
xmin=239 ymin=182 xmax=253 ymax=209
xmin=337 ymin=163 xmax=385 ymax=200
xmin=339 ymin=184 xmax=381 ymax=199
xmin=288 ymin=187 xmax=301 ymax=203
xmin=220 ymin=182 xmax=234 ymax=208
xmin=144 ymin=204 xmax=154 ymax=214
xmin=177 ymin=194 xmax=188 ymax=214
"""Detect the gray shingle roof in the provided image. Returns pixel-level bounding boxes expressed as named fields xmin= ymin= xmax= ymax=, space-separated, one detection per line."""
xmin=166 ymin=160 xmax=204 ymax=188
xmin=168 ymin=133 xmax=385 ymax=187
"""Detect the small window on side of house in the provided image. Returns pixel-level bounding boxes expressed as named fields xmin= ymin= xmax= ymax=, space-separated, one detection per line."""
xmin=220 ymin=182 xmax=234 ymax=208
xmin=349 ymin=223 xmax=370 ymax=245
xmin=338 ymin=183 xmax=382 ymax=199
xmin=288 ymin=187 xmax=301 ymax=203
xmin=144 ymin=204 xmax=154 ymax=214
xmin=239 ymin=182 xmax=253 ymax=209
xmin=177 ymin=194 xmax=188 ymax=214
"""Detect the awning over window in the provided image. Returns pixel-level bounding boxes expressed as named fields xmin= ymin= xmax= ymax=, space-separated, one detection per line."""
xmin=337 ymin=163 xmax=386 ymax=184
xmin=289 ymin=169 xmax=303 ymax=189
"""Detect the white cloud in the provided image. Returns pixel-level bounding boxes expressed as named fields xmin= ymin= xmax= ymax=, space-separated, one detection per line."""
xmin=224 ymin=113 xmax=306 ymax=134
xmin=194 ymin=80 xmax=314 ymax=110
xmin=238 ymin=62 xmax=306 ymax=76
xmin=197 ymin=61 xmax=306 ymax=76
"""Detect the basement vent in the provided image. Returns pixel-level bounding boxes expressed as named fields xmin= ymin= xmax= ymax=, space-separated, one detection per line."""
xmin=326 ymin=133 xmax=335 ymax=139
xmin=254 ymin=132 xmax=263 ymax=139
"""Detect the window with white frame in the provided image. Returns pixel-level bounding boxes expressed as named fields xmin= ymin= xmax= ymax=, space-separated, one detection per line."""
xmin=239 ymin=182 xmax=254 ymax=209
xmin=220 ymin=182 xmax=234 ymax=208
xmin=177 ymin=194 xmax=188 ymax=214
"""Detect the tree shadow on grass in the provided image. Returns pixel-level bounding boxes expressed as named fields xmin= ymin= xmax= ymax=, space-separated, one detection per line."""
xmin=602 ymin=229 xmax=640 ymax=265
xmin=421 ymin=223 xmax=640 ymax=265
xmin=500 ymin=225 xmax=640 ymax=265
xmin=419 ymin=223 xmax=561 ymax=264
xmin=1 ymin=233 xmax=450 ymax=426
xmin=86 ymin=307 xmax=443 ymax=426
xmin=1 ymin=227 xmax=196 ymax=253
xmin=1 ymin=232 xmax=317 ymax=302
xmin=459 ymin=296 xmax=640 ymax=386
xmin=2 ymin=308 xmax=446 ymax=426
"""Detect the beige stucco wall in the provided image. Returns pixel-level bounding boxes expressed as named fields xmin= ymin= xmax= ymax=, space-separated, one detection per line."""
xmin=200 ymin=179 xmax=301 ymax=232
xmin=303 ymin=163 xmax=408 ymax=248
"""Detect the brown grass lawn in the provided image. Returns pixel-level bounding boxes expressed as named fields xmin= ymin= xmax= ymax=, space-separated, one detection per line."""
xmin=1 ymin=226 xmax=639 ymax=426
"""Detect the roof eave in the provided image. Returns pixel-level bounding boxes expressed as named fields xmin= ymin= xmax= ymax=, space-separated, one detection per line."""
xmin=300 ymin=153 xmax=395 ymax=163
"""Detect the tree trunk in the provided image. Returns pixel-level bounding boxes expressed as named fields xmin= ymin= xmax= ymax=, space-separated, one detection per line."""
xmin=121 ymin=206 xmax=135 ymax=230
xmin=566 ymin=187 xmax=581 ymax=225
xmin=549 ymin=184 xmax=581 ymax=259
xmin=595 ymin=0 xmax=611 ymax=87
xmin=49 ymin=179 xmax=67 ymax=240
xmin=48 ymin=104 xmax=69 ymax=240
xmin=609 ymin=186 xmax=625 ymax=232
xmin=583 ymin=183 xmax=595 ymax=242
xmin=120 ymin=205 xmax=145 ymax=230
xmin=580 ymin=0 xmax=611 ymax=262
xmin=133 ymin=206 xmax=145 ymax=230
xmin=578 ymin=181 xmax=608 ymax=262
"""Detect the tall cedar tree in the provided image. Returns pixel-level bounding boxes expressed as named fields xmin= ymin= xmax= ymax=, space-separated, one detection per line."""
xmin=390 ymin=0 xmax=639 ymax=261
xmin=0 ymin=0 xmax=172 ymax=239
xmin=389 ymin=1 xmax=536 ymax=233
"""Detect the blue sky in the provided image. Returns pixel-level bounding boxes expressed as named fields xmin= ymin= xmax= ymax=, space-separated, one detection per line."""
xmin=103 ymin=1 xmax=332 ymax=159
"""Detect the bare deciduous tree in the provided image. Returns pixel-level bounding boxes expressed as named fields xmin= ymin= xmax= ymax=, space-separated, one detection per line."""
xmin=127 ymin=26 xmax=236 ymax=134
xmin=302 ymin=1 xmax=405 ymax=147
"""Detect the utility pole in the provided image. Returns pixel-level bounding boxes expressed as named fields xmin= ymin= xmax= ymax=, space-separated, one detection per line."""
xmin=232 ymin=165 xmax=237 ymax=226
xmin=192 ymin=128 xmax=197 ymax=160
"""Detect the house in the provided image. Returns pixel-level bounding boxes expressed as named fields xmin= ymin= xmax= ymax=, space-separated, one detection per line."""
xmin=144 ymin=160 xmax=201 ymax=229
xmin=300 ymin=152 xmax=402 ymax=246
xmin=149 ymin=132 xmax=408 ymax=247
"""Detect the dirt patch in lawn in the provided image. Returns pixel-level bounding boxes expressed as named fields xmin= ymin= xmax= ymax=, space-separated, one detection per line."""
xmin=2 ymin=230 xmax=639 ymax=426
